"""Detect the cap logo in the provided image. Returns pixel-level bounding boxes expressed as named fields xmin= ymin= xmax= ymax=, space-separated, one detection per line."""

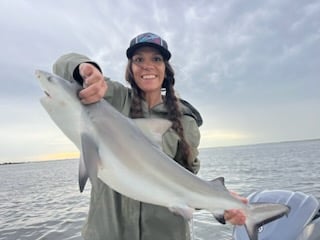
xmin=135 ymin=33 xmax=162 ymax=46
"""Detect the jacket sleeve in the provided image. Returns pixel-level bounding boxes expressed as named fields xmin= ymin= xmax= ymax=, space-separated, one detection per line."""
xmin=52 ymin=53 xmax=93 ymax=82
xmin=52 ymin=53 xmax=130 ymax=112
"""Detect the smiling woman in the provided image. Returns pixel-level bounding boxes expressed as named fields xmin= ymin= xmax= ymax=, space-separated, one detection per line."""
xmin=51 ymin=32 xmax=205 ymax=240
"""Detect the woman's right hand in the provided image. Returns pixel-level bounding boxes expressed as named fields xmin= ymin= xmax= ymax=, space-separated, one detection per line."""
xmin=78 ymin=63 xmax=107 ymax=104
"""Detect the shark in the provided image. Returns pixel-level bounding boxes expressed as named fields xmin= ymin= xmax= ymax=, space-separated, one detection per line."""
xmin=36 ymin=69 xmax=290 ymax=240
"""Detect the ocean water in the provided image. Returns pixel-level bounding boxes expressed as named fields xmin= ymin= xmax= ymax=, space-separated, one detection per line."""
xmin=0 ymin=139 xmax=319 ymax=240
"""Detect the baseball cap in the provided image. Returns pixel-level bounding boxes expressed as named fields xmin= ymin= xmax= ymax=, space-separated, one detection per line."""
xmin=126 ymin=32 xmax=171 ymax=60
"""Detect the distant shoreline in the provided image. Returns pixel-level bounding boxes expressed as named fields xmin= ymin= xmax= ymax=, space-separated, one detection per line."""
xmin=201 ymin=138 xmax=320 ymax=150
xmin=0 ymin=161 xmax=26 ymax=166
xmin=0 ymin=158 xmax=77 ymax=166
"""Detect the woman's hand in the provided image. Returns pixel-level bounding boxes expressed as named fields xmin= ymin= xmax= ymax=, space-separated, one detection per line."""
xmin=224 ymin=191 xmax=248 ymax=225
xmin=78 ymin=63 xmax=107 ymax=104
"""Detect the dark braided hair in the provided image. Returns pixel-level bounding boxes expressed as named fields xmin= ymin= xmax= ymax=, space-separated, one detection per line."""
xmin=125 ymin=60 xmax=193 ymax=172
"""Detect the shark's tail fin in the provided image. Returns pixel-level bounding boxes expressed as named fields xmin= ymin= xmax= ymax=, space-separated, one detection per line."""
xmin=244 ymin=202 xmax=290 ymax=240
xmin=209 ymin=177 xmax=290 ymax=240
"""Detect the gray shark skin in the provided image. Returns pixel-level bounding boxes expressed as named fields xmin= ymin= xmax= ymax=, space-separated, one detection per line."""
xmin=36 ymin=70 xmax=290 ymax=240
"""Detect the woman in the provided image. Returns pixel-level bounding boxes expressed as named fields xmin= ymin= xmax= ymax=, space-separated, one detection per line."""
xmin=53 ymin=32 xmax=246 ymax=240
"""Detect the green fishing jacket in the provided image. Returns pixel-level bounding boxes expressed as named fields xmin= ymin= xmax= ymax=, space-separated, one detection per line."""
xmin=53 ymin=53 xmax=202 ymax=240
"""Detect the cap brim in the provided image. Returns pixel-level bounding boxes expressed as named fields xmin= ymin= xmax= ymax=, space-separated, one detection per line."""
xmin=126 ymin=42 xmax=171 ymax=60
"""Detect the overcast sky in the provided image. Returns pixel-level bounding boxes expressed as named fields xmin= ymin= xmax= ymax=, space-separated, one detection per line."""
xmin=1 ymin=0 xmax=319 ymax=163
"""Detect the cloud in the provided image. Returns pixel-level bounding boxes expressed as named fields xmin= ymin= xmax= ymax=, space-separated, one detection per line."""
xmin=0 ymin=0 xmax=319 ymax=162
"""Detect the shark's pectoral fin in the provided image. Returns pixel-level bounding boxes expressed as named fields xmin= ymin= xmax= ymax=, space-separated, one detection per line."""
xmin=79 ymin=133 xmax=101 ymax=192
xmin=133 ymin=118 xmax=172 ymax=148
xmin=169 ymin=204 xmax=195 ymax=220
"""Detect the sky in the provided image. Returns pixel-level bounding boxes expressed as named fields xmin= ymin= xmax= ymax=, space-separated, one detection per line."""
xmin=1 ymin=0 xmax=319 ymax=163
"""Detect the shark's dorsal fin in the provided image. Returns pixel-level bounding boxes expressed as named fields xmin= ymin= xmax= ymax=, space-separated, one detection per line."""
xmin=208 ymin=177 xmax=228 ymax=191
xmin=133 ymin=118 xmax=172 ymax=147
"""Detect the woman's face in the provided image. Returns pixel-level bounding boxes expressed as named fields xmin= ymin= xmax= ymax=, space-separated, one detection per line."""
xmin=131 ymin=47 xmax=166 ymax=95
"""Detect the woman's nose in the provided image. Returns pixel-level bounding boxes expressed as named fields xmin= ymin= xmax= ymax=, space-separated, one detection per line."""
xmin=138 ymin=58 xmax=156 ymax=70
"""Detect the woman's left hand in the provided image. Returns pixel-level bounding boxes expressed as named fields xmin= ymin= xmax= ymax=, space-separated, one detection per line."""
xmin=224 ymin=191 xmax=248 ymax=225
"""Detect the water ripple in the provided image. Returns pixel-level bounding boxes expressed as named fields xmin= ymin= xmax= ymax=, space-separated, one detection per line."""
xmin=1 ymin=140 xmax=319 ymax=240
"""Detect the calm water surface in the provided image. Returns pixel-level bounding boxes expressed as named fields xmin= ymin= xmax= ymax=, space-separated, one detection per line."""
xmin=1 ymin=139 xmax=319 ymax=240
